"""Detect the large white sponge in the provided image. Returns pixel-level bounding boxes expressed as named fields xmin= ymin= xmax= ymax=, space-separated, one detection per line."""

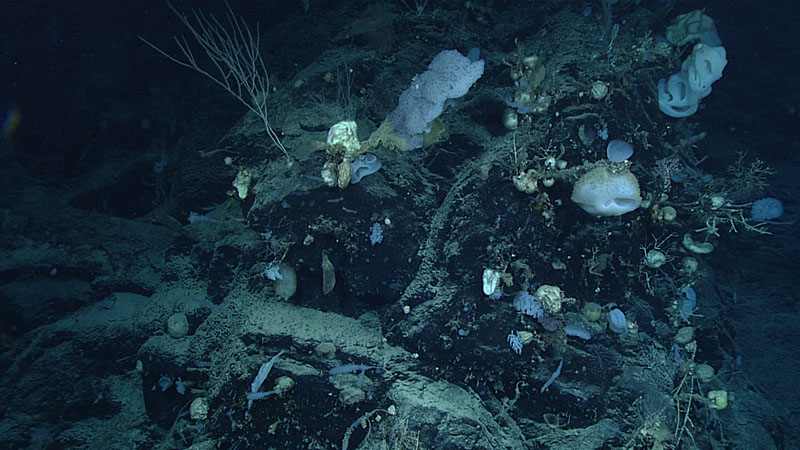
xmin=570 ymin=167 xmax=642 ymax=217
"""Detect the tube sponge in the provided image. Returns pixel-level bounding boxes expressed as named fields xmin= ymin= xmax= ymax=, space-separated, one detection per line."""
xmin=658 ymin=43 xmax=727 ymax=118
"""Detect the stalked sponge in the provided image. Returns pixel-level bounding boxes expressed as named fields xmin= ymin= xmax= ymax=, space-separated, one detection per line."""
xmin=571 ymin=166 xmax=642 ymax=216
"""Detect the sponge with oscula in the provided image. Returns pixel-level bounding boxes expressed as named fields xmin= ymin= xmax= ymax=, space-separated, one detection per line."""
xmin=658 ymin=43 xmax=727 ymax=118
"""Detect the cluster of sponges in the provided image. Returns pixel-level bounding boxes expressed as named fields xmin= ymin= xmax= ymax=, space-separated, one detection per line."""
xmin=658 ymin=11 xmax=728 ymax=117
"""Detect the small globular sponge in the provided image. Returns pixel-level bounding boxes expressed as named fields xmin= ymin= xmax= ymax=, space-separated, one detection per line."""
xmin=607 ymin=308 xmax=628 ymax=338
xmin=606 ymin=139 xmax=634 ymax=162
